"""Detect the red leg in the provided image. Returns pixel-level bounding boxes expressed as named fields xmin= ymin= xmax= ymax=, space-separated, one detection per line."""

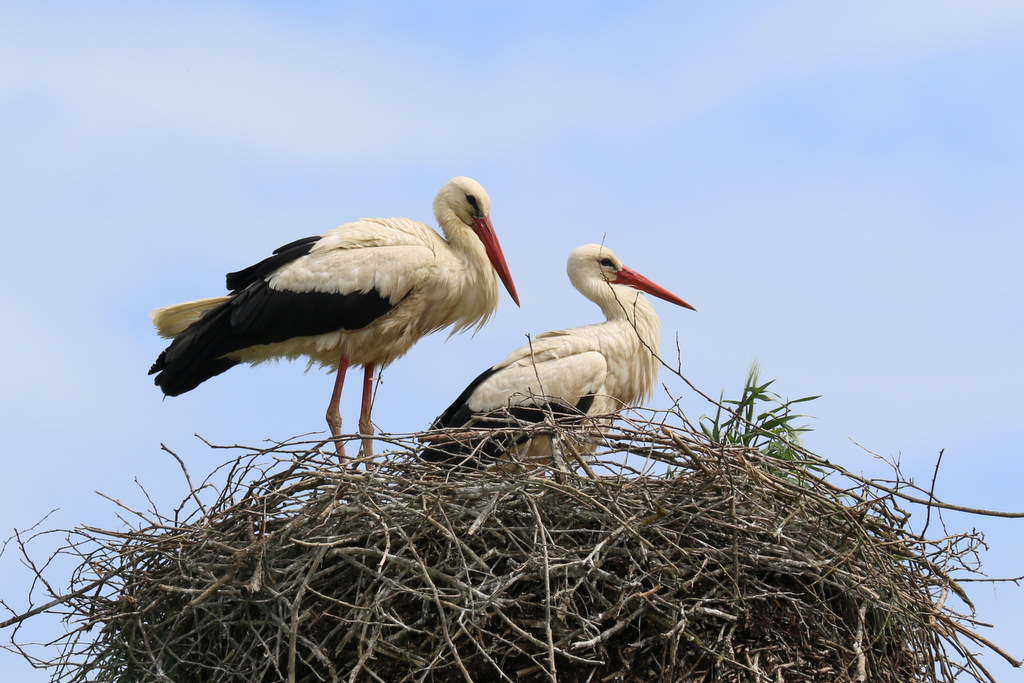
xmin=358 ymin=363 xmax=376 ymax=464
xmin=326 ymin=354 xmax=349 ymax=464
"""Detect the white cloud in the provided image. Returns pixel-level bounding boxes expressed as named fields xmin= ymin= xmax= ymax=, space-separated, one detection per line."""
xmin=5 ymin=1 xmax=1024 ymax=168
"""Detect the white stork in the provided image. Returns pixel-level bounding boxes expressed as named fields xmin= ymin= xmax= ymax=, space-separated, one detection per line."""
xmin=149 ymin=176 xmax=519 ymax=462
xmin=422 ymin=243 xmax=695 ymax=469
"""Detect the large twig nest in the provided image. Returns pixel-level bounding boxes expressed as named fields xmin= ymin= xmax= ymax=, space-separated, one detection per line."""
xmin=2 ymin=411 xmax=1018 ymax=682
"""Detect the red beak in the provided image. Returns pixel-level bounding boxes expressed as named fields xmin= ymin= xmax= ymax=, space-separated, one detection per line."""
xmin=473 ymin=216 xmax=521 ymax=307
xmin=614 ymin=265 xmax=696 ymax=311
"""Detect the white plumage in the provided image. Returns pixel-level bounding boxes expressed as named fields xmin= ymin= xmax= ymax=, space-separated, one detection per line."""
xmin=424 ymin=243 xmax=695 ymax=468
xmin=150 ymin=176 xmax=519 ymax=462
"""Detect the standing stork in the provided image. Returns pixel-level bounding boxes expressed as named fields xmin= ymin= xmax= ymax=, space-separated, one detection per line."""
xmin=422 ymin=243 xmax=694 ymax=469
xmin=149 ymin=176 xmax=519 ymax=462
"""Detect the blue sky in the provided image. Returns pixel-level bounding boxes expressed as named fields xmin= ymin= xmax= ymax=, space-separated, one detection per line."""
xmin=2 ymin=1 xmax=1023 ymax=678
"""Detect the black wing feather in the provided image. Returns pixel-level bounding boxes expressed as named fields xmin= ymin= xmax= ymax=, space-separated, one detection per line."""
xmin=151 ymin=241 xmax=397 ymax=397
xmin=225 ymin=236 xmax=321 ymax=293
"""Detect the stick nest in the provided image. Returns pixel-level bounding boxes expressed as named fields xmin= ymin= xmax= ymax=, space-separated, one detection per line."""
xmin=4 ymin=412 xmax=1018 ymax=682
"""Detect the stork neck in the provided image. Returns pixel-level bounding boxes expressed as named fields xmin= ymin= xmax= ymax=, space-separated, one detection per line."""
xmin=436 ymin=219 xmax=500 ymax=331
xmin=602 ymin=287 xmax=663 ymax=405
xmin=445 ymin=222 xmax=491 ymax=277
xmin=604 ymin=287 xmax=661 ymax=351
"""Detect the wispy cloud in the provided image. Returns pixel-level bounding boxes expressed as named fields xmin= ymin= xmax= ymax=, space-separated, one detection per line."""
xmin=5 ymin=1 xmax=1024 ymax=167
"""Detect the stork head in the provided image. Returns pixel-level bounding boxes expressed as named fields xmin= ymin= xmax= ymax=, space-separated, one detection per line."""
xmin=435 ymin=176 xmax=491 ymax=226
xmin=568 ymin=244 xmax=696 ymax=311
xmin=435 ymin=177 xmax=520 ymax=306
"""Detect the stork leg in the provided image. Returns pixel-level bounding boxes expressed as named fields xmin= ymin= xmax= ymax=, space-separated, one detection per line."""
xmin=358 ymin=363 xmax=376 ymax=464
xmin=327 ymin=354 xmax=350 ymax=464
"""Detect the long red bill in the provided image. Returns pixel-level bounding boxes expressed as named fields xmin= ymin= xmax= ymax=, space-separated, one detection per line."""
xmin=473 ymin=216 xmax=521 ymax=306
xmin=615 ymin=265 xmax=696 ymax=311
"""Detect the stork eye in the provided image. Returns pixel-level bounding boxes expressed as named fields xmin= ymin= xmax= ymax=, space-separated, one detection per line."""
xmin=599 ymin=258 xmax=614 ymax=268
xmin=466 ymin=194 xmax=480 ymax=211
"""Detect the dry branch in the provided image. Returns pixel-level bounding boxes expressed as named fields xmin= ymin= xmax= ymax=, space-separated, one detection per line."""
xmin=2 ymin=410 xmax=1021 ymax=682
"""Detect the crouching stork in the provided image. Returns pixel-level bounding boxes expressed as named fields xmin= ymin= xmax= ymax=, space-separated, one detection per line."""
xmin=421 ymin=243 xmax=694 ymax=470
